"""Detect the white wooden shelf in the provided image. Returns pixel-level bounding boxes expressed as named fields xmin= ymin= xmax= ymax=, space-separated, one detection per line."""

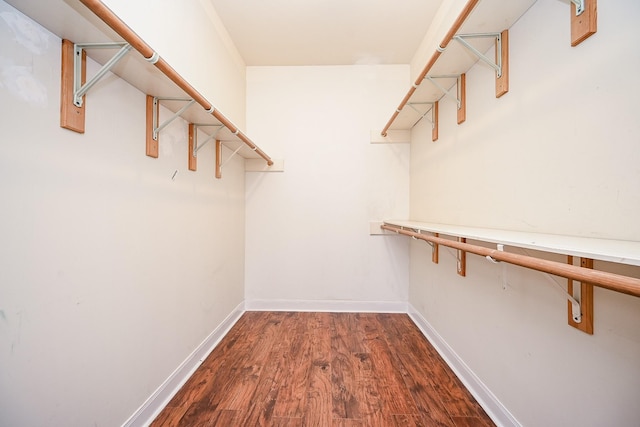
xmin=6 ymin=0 xmax=268 ymax=161
xmin=386 ymin=0 xmax=537 ymax=132
xmin=384 ymin=220 xmax=640 ymax=267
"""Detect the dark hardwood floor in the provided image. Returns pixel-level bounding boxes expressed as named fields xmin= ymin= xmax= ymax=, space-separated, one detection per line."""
xmin=151 ymin=312 xmax=494 ymax=426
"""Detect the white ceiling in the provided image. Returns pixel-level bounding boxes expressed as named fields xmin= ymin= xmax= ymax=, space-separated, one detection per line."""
xmin=209 ymin=0 xmax=445 ymax=66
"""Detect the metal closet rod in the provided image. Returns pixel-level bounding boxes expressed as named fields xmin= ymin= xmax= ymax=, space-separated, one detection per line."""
xmin=79 ymin=0 xmax=274 ymax=166
xmin=381 ymin=0 xmax=480 ymax=136
xmin=380 ymin=224 xmax=640 ymax=298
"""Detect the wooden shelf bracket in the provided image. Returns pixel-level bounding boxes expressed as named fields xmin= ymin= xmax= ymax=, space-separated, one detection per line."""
xmin=146 ymin=96 xmax=195 ymax=158
xmin=567 ymin=256 xmax=594 ymax=334
xmin=453 ymin=31 xmax=509 ymax=97
xmin=215 ymin=138 xmax=251 ymax=179
xmin=188 ymin=123 xmax=224 ymax=171
xmin=432 ymin=233 xmax=440 ymax=263
xmin=61 ymin=39 xmax=131 ymax=133
xmin=457 ymin=237 xmax=467 ymax=277
xmin=191 ymin=124 xmax=223 ymax=157
xmin=570 ymin=0 xmax=597 ymax=46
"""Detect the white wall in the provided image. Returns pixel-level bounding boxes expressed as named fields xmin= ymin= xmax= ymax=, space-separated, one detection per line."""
xmin=245 ymin=65 xmax=411 ymax=309
xmin=409 ymin=0 xmax=640 ymax=426
xmin=0 ymin=2 xmax=246 ymax=425
xmin=100 ymin=0 xmax=247 ymax=128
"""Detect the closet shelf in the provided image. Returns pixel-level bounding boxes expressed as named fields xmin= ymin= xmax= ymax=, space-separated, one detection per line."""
xmin=383 ymin=219 xmax=640 ymax=334
xmin=381 ymin=0 xmax=537 ymax=134
xmin=7 ymin=0 xmax=273 ymax=165
xmin=383 ymin=220 xmax=640 ymax=267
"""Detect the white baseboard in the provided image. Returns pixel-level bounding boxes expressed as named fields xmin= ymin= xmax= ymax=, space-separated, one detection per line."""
xmin=245 ymin=298 xmax=408 ymax=313
xmin=121 ymin=301 xmax=246 ymax=427
xmin=407 ymin=304 xmax=521 ymax=427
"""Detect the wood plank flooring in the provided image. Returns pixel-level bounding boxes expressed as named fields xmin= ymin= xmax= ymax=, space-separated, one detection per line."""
xmin=151 ymin=312 xmax=494 ymax=427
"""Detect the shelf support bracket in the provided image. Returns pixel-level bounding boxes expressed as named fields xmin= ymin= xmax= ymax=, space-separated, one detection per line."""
xmin=567 ymin=256 xmax=594 ymax=334
xmin=146 ymin=96 xmax=195 ymax=158
xmin=571 ymin=0 xmax=585 ymax=16
xmin=215 ymin=141 xmax=247 ymax=179
xmin=457 ymin=237 xmax=466 ymax=277
xmin=454 ymin=33 xmax=502 ymax=76
xmin=454 ymin=30 xmax=509 ymax=97
xmin=425 ymin=74 xmax=466 ymax=124
xmin=432 ymin=101 xmax=439 ymax=141
xmin=570 ymin=0 xmax=597 ymax=46
xmin=152 ymin=97 xmax=195 ymax=140
xmin=73 ymin=42 xmax=131 ymax=107
xmin=407 ymin=228 xmax=440 ymax=263
xmin=432 ymin=233 xmax=439 ymax=264
xmin=189 ymin=123 xmax=224 ymax=171
xmin=215 ymin=140 xmax=222 ymax=179
xmin=406 ymin=102 xmax=438 ymax=140
xmin=60 ymin=40 xmax=131 ymax=133
xmin=424 ymin=75 xmax=461 ymax=108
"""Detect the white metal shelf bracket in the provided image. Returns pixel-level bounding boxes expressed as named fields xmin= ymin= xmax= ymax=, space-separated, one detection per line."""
xmin=73 ymin=42 xmax=132 ymax=107
xmin=407 ymin=102 xmax=436 ymax=128
xmin=424 ymin=75 xmax=462 ymax=108
xmin=215 ymin=139 xmax=247 ymax=179
xmin=188 ymin=123 xmax=224 ymax=172
xmin=495 ymin=246 xmax=583 ymax=323
xmin=220 ymin=145 xmax=245 ymax=170
xmin=529 ymin=257 xmax=583 ymax=323
xmin=424 ymin=74 xmax=466 ymax=125
xmin=453 ymin=33 xmax=503 ymax=77
xmin=453 ymin=30 xmax=509 ymax=98
xmin=152 ymin=97 xmax=196 ymax=141
xmin=571 ymin=0 xmax=585 ymax=15
xmin=192 ymin=124 xmax=224 ymax=157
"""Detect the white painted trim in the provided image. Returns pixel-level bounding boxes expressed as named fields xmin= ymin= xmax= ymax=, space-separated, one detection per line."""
xmin=121 ymin=301 xmax=246 ymax=427
xmin=407 ymin=304 xmax=521 ymax=427
xmin=245 ymin=299 xmax=408 ymax=313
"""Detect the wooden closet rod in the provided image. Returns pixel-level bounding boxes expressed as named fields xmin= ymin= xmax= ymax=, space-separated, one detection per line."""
xmin=381 ymin=224 xmax=640 ymax=298
xmin=381 ymin=0 xmax=480 ymax=137
xmin=79 ymin=0 xmax=274 ymax=166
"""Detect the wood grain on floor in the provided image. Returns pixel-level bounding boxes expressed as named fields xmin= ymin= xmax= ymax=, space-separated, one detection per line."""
xmin=151 ymin=312 xmax=494 ymax=427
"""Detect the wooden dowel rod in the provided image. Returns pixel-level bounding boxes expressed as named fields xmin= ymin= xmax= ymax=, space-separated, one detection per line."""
xmin=381 ymin=0 xmax=480 ymax=136
xmin=437 ymin=0 xmax=480 ymax=52
xmin=381 ymin=224 xmax=640 ymax=298
xmin=79 ymin=0 xmax=274 ymax=166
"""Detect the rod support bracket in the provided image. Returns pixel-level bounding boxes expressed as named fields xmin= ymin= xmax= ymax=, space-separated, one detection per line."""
xmin=457 ymin=237 xmax=467 ymax=277
xmin=73 ymin=42 xmax=131 ymax=107
xmin=571 ymin=0 xmax=585 ymax=15
xmin=570 ymin=0 xmax=596 ymax=46
xmin=453 ymin=33 xmax=502 ymax=77
xmin=151 ymin=97 xmax=195 ymax=141
xmin=567 ymin=257 xmax=594 ymax=334
xmin=192 ymin=124 xmax=224 ymax=158
xmin=424 ymin=75 xmax=462 ymax=108
xmin=454 ymin=31 xmax=509 ymax=97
